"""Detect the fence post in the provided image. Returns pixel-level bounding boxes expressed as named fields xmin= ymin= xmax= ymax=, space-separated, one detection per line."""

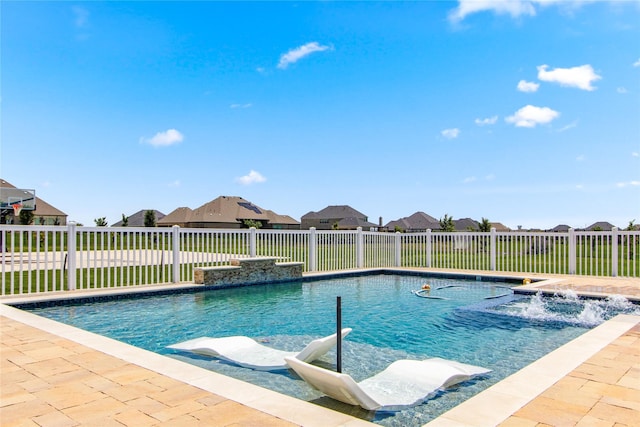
xmin=249 ymin=227 xmax=257 ymax=257
xmin=395 ymin=232 xmax=402 ymax=267
xmin=67 ymin=222 xmax=77 ymax=291
xmin=172 ymin=225 xmax=180 ymax=283
xmin=309 ymin=227 xmax=317 ymax=272
xmin=426 ymin=229 xmax=432 ymax=268
xmin=490 ymin=227 xmax=497 ymax=271
xmin=611 ymin=227 xmax=618 ymax=277
xmin=568 ymin=228 xmax=576 ymax=275
xmin=356 ymin=227 xmax=364 ymax=269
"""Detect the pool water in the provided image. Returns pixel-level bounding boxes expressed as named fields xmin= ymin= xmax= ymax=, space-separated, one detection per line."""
xmin=23 ymin=274 xmax=640 ymax=427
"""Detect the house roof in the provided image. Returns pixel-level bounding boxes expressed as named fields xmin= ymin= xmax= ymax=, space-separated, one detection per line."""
xmin=301 ymin=205 xmax=368 ymax=220
xmin=112 ymin=210 xmax=166 ymax=227
xmin=190 ymin=196 xmax=263 ymax=224
xmin=171 ymin=196 xmax=300 ymax=226
xmin=337 ymin=217 xmax=379 ymax=228
xmin=585 ymin=221 xmax=617 ymax=231
xmin=490 ymin=222 xmax=511 ymax=232
xmin=157 ymin=207 xmax=193 ymax=225
xmin=385 ymin=211 xmax=439 ymax=230
xmin=454 ymin=218 xmax=480 ymax=231
xmin=262 ymin=209 xmax=300 ymax=225
xmin=549 ymin=224 xmax=571 ymax=232
xmin=0 ymin=179 xmax=67 ymax=217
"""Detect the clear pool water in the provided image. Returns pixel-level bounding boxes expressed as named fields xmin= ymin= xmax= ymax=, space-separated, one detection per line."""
xmin=22 ymin=274 xmax=640 ymax=427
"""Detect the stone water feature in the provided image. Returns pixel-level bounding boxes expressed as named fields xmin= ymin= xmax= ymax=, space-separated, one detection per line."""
xmin=194 ymin=257 xmax=304 ymax=286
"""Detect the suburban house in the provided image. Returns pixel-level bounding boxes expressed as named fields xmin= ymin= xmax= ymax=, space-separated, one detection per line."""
xmin=157 ymin=196 xmax=299 ymax=229
xmin=549 ymin=224 xmax=572 ymax=232
xmin=112 ymin=210 xmax=166 ymax=227
xmin=300 ymin=205 xmax=378 ymax=230
xmin=454 ymin=218 xmax=480 ymax=231
xmin=384 ymin=213 xmax=512 ymax=233
xmin=584 ymin=221 xmax=618 ymax=231
xmin=156 ymin=207 xmax=192 ymax=228
xmin=384 ymin=212 xmax=440 ymax=232
xmin=490 ymin=222 xmax=511 ymax=232
xmin=0 ymin=179 xmax=67 ymax=225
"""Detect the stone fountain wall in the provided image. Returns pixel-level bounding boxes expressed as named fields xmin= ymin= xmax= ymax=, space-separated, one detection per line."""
xmin=194 ymin=257 xmax=304 ymax=286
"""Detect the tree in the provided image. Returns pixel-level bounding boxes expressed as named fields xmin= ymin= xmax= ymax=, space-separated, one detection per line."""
xmin=626 ymin=219 xmax=636 ymax=231
xmin=439 ymin=214 xmax=455 ymax=232
xmin=19 ymin=210 xmax=35 ymax=225
xmin=243 ymin=219 xmax=262 ymax=229
xmin=121 ymin=214 xmax=129 ymax=227
xmin=144 ymin=210 xmax=156 ymax=227
xmin=94 ymin=217 xmax=108 ymax=226
xmin=479 ymin=217 xmax=491 ymax=232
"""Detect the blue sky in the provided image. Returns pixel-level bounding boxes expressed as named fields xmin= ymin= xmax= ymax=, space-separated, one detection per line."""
xmin=2 ymin=1 xmax=639 ymax=229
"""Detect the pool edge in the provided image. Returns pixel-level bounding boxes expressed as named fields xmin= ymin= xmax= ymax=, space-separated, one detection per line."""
xmin=0 ymin=302 xmax=375 ymax=427
xmin=422 ymin=313 xmax=640 ymax=427
xmin=2 ymin=270 xmax=639 ymax=427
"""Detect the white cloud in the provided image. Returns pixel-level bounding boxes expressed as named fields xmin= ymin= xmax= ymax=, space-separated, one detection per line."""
xmin=505 ymin=105 xmax=560 ymax=127
xmin=448 ymin=0 xmax=537 ymax=23
xmin=72 ymin=6 xmax=89 ymax=28
xmin=576 ymin=154 xmax=586 ymax=162
xmin=441 ymin=128 xmax=461 ymax=139
xmin=537 ymin=64 xmax=602 ymax=91
xmin=236 ymin=170 xmax=266 ymax=185
xmin=277 ymin=42 xmax=332 ymax=69
xmin=475 ymin=116 xmax=498 ymax=126
xmin=168 ymin=180 xmax=181 ymax=188
xmin=632 ymin=152 xmax=639 ymax=157
xmin=140 ymin=129 xmax=184 ymax=147
xmin=617 ymin=87 xmax=628 ymax=94
xmin=463 ymin=176 xmax=477 ymax=184
xmin=634 ymin=59 xmax=640 ymax=67
xmin=517 ymin=80 xmax=540 ymax=93
xmin=230 ymin=103 xmax=253 ymax=109
xmin=616 ymin=181 xmax=640 ymax=188
xmin=557 ymin=120 xmax=578 ymax=132
xmin=485 ymin=174 xmax=496 ymax=181
xmin=448 ymin=0 xmax=589 ymax=23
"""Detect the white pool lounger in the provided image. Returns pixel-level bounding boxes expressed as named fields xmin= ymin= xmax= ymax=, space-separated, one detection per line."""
xmin=167 ymin=328 xmax=352 ymax=371
xmin=285 ymin=356 xmax=491 ymax=411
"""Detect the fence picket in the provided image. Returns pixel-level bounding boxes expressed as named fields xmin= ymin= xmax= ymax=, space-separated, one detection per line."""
xmin=1 ymin=224 xmax=638 ymax=295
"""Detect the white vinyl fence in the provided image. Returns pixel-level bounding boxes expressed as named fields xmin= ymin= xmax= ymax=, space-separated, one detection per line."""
xmin=1 ymin=224 xmax=638 ymax=295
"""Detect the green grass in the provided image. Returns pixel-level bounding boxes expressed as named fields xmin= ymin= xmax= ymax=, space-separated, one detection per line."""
xmin=2 ymin=232 xmax=638 ymax=295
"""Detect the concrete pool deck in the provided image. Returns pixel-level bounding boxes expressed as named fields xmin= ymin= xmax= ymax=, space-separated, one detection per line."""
xmin=1 ymin=271 xmax=639 ymax=426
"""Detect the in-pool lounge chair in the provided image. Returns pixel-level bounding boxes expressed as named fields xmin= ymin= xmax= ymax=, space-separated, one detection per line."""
xmin=285 ymin=356 xmax=490 ymax=411
xmin=167 ymin=328 xmax=352 ymax=371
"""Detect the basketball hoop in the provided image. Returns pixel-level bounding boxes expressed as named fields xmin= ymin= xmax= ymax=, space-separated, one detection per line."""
xmin=12 ymin=203 xmax=23 ymax=217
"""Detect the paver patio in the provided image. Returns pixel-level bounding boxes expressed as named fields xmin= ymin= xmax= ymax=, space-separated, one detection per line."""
xmin=1 ymin=271 xmax=639 ymax=426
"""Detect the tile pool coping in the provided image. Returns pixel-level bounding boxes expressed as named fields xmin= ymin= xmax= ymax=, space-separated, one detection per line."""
xmin=2 ymin=269 xmax=639 ymax=426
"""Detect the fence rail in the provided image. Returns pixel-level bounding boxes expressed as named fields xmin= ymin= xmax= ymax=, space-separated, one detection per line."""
xmin=1 ymin=224 xmax=638 ymax=295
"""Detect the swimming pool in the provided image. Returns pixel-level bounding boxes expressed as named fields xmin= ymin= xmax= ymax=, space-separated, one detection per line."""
xmin=19 ymin=273 xmax=640 ymax=426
